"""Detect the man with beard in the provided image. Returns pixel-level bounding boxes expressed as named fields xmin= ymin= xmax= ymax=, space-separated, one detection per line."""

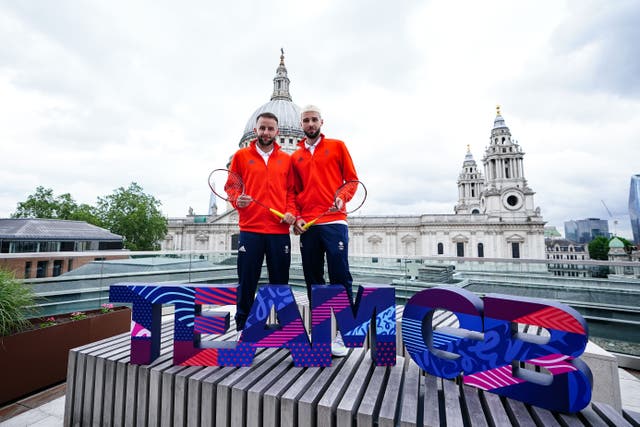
xmin=228 ymin=112 xmax=296 ymax=337
xmin=292 ymin=105 xmax=359 ymax=357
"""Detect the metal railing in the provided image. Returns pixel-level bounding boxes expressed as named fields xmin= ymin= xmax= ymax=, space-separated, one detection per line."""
xmin=2 ymin=249 xmax=639 ymax=366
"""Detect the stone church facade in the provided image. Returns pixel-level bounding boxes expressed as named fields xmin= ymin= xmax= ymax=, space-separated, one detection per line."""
xmin=162 ymin=54 xmax=546 ymax=259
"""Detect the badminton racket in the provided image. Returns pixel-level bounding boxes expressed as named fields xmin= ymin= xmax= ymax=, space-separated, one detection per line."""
xmin=208 ymin=168 xmax=285 ymax=219
xmin=301 ymin=180 xmax=367 ymax=230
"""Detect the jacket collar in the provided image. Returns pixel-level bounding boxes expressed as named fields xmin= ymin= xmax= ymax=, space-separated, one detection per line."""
xmin=297 ymin=133 xmax=325 ymax=149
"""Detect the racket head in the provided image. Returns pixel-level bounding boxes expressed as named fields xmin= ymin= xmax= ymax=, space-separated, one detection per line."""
xmin=334 ymin=180 xmax=367 ymax=214
xmin=208 ymin=168 xmax=244 ymax=202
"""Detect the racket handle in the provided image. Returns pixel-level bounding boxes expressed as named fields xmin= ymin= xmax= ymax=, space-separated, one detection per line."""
xmin=269 ymin=208 xmax=285 ymax=219
xmin=301 ymin=218 xmax=317 ymax=231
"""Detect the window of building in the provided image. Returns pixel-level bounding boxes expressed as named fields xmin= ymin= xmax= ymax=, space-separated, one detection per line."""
xmin=68 ymin=259 xmax=73 ymax=272
xmin=512 ymin=242 xmax=520 ymax=259
xmin=456 ymin=242 xmax=464 ymax=257
xmin=36 ymin=260 xmax=48 ymax=278
xmin=24 ymin=261 xmax=32 ymax=278
xmin=61 ymin=241 xmax=75 ymax=251
xmin=231 ymin=234 xmax=240 ymax=250
xmin=437 ymin=243 xmax=444 ymax=255
xmin=39 ymin=241 xmax=60 ymax=252
xmin=53 ymin=260 xmax=63 ymax=277
xmin=14 ymin=241 xmax=38 ymax=253
xmin=477 ymin=243 xmax=484 ymax=257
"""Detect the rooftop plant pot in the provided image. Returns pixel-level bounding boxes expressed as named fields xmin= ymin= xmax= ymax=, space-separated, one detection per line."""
xmin=0 ymin=306 xmax=131 ymax=406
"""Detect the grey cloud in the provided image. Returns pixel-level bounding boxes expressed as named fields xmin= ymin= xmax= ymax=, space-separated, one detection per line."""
xmin=550 ymin=0 xmax=640 ymax=97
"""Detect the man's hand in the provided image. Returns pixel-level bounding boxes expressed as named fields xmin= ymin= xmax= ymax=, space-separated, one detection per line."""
xmin=236 ymin=194 xmax=252 ymax=208
xmin=282 ymin=212 xmax=296 ymax=225
xmin=334 ymin=197 xmax=344 ymax=211
xmin=293 ymin=218 xmax=307 ymax=235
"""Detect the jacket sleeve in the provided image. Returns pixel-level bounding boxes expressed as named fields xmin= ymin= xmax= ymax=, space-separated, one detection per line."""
xmin=340 ymin=141 xmax=359 ymax=202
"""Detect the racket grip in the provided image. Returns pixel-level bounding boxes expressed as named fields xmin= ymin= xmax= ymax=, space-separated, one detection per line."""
xmin=269 ymin=208 xmax=285 ymax=219
xmin=301 ymin=218 xmax=317 ymax=231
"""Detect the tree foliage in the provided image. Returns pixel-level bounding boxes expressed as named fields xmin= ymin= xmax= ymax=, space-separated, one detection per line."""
xmin=588 ymin=236 xmax=610 ymax=260
xmin=96 ymin=183 xmax=167 ymax=251
xmin=12 ymin=186 xmax=102 ymax=224
xmin=12 ymin=183 xmax=168 ymax=251
xmin=588 ymin=235 xmax=635 ymax=261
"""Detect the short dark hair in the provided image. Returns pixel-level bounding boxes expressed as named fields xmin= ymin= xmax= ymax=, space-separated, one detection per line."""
xmin=256 ymin=112 xmax=278 ymax=123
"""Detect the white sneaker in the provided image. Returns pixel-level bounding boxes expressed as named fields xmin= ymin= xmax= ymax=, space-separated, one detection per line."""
xmin=331 ymin=331 xmax=348 ymax=357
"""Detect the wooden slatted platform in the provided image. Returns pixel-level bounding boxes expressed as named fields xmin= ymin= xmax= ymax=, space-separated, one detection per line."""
xmin=64 ymin=297 xmax=638 ymax=426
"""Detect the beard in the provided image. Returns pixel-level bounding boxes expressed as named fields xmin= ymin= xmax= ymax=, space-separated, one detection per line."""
xmin=258 ymin=136 xmax=275 ymax=146
xmin=304 ymin=129 xmax=321 ymax=139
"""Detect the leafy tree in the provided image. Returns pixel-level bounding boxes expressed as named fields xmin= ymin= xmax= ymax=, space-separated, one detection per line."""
xmin=69 ymin=203 xmax=103 ymax=226
xmin=588 ymin=236 xmax=610 ymax=260
xmin=11 ymin=187 xmax=98 ymax=222
xmin=96 ymin=182 xmax=168 ymax=250
xmin=12 ymin=187 xmax=60 ymax=219
xmin=12 ymin=183 xmax=168 ymax=251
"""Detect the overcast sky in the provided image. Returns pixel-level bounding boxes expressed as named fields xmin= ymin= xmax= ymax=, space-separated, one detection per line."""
xmin=1 ymin=0 xmax=639 ymax=239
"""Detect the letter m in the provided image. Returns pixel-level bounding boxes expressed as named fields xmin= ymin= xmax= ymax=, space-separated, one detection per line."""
xmin=311 ymin=284 xmax=396 ymax=366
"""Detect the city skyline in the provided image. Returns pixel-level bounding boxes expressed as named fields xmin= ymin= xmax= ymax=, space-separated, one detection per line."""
xmin=1 ymin=1 xmax=638 ymax=239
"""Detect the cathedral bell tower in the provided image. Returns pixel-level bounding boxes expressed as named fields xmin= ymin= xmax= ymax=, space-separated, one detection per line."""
xmin=480 ymin=106 xmax=539 ymax=220
xmin=454 ymin=145 xmax=484 ymax=214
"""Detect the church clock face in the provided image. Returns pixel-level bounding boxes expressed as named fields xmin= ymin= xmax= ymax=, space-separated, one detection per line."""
xmin=501 ymin=190 xmax=523 ymax=210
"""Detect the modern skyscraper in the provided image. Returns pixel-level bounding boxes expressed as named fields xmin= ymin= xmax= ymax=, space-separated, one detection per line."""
xmin=564 ymin=218 xmax=610 ymax=243
xmin=629 ymin=174 xmax=640 ymax=245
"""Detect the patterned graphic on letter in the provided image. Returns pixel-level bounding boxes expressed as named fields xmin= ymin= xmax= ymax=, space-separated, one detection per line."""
xmin=401 ymin=287 xmax=592 ymax=413
xmin=312 ymin=284 xmax=396 ymax=366
xmin=239 ymin=285 xmax=327 ymax=366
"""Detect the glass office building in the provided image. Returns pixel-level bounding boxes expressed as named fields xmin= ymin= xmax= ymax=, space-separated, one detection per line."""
xmin=630 ymin=174 xmax=640 ymax=245
xmin=564 ymin=218 xmax=610 ymax=243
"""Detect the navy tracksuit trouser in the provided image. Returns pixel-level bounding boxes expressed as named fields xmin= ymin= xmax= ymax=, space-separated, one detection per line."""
xmin=299 ymin=223 xmax=353 ymax=305
xmin=235 ymin=231 xmax=291 ymax=331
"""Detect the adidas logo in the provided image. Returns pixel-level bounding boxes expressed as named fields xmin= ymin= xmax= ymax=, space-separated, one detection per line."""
xmin=238 ymin=245 xmax=246 ymax=252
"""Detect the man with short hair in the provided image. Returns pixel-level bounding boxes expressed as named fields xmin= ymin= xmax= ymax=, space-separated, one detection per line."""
xmin=292 ymin=105 xmax=359 ymax=356
xmin=229 ymin=112 xmax=296 ymax=335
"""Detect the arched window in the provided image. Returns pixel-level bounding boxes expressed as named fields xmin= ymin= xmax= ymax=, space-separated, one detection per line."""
xmin=437 ymin=243 xmax=444 ymax=255
xmin=477 ymin=243 xmax=484 ymax=258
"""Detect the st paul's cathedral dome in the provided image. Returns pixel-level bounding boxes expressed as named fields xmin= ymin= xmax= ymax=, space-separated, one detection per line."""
xmin=238 ymin=50 xmax=305 ymax=154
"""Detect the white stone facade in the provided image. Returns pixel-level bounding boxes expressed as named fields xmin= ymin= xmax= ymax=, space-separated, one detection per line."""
xmin=161 ymin=56 xmax=546 ymax=260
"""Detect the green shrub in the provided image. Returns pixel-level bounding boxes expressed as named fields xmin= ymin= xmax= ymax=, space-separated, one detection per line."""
xmin=0 ymin=269 xmax=36 ymax=336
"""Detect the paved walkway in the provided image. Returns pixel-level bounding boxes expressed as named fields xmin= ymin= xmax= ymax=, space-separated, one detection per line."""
xmin=1 ymin=369 xmax=639 ymax=426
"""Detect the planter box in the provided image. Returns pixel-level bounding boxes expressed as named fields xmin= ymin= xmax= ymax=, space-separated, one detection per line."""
xmin=0 ymin=306 xmax=131 ymax=406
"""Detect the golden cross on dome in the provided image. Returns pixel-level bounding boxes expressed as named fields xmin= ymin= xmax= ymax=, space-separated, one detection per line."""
xmin=467 ymin=144 xmax=471 ymax=153
xmin=496 ymin=104 xmax=501 ymax=116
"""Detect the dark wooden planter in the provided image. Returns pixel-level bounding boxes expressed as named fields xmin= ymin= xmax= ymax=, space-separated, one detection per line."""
xmin=0 ymin=306 xmax=131 ymax=406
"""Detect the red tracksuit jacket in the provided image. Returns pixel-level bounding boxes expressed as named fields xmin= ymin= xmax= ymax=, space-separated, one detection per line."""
xmin=228 ymin=141 xmax=296 ymax=234
xmin=291 ymin=134 xmax=358 ymax=224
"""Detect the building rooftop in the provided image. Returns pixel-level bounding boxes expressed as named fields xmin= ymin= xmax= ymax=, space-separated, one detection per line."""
xmin=0 ymin=218 xmax=121 ymax=241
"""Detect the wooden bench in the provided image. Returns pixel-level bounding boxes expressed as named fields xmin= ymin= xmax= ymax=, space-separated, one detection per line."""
xmin=64 ymin=296 xmax=638 ymax=426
